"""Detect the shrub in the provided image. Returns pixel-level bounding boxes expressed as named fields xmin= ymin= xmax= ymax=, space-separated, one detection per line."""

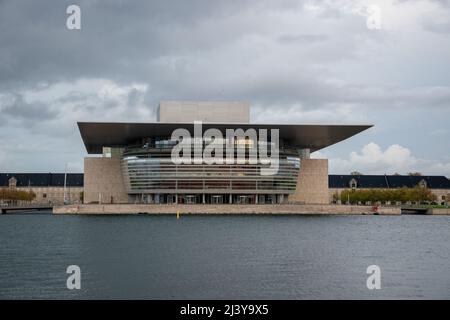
xmin=339 ymin=187 xmax=436 ymax=204
xmin=0 ymin=188 xmax=36 ymax=202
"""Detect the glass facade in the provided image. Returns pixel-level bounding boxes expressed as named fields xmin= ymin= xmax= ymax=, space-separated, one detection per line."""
xmin=121 ymin=136 xmax=301 ymax=204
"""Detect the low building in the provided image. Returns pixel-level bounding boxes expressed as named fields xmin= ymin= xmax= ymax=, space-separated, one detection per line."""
xmin=0 ymin=173 xmax=84 ymax=205
xmin=329 ymin=175 xmax=450 ymax=205
xmin=2 ymin=172 xmax=448 ymax=206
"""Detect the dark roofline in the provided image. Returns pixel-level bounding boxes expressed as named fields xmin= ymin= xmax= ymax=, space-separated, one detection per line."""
xmin=0 ymin=173 xmax=84 ymax=187
xmin=3 ymin=173 xmax=448 ymax=189
xmin=329 ymin=174 xmax=450 ymax=189
xmin=78 ymin=122 xmax=373 ymax=154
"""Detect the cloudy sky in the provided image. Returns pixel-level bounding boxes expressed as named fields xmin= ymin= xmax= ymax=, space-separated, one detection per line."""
xmin=0 ymin=0 xmax=449 ymax=176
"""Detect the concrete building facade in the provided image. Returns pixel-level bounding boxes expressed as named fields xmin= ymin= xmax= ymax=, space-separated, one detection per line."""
xmin=288 ymin=159 xmax=329 ymax=204
xmin=157 ymin=101 xmax=250 ymax=123
xmin=83 ymin=158 xmax=128 ymax=204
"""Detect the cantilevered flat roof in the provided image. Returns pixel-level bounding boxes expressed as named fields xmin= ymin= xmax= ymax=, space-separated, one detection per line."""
xmin=77 ymin=122 xmax=372 ymax=154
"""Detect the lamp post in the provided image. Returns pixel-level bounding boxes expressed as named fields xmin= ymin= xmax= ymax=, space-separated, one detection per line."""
xmin=63 ymin=163 xmax=68 ymax=205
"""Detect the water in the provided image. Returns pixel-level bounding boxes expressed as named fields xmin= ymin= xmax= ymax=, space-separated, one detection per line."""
xmin=0 ymin=213 xmax=449 ymax=299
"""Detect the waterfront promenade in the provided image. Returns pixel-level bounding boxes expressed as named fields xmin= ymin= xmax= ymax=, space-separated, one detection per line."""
xmin=53 ymin=204 xmax=404 ymax=215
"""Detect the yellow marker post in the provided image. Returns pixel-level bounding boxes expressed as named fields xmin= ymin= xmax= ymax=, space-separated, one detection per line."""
xmin=176 ymin=211 xmax=180 ymax=219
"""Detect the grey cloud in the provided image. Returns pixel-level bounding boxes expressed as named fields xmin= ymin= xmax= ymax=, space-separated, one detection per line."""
xmin=0 ymin=0 xmax=308 ymax=90
xmin=1 ymin=93 xmax=59 ymax=121
xmin=421 ymin=14 xmax=450 ymax=34
xmin=277 ymin=33 xmax=328 ymax=44
xmin=127 ymin=88 xmax=144 ymax=108
xmin=395 ymin=0 xmax=450 ymax=6
xmin=396 ymin=0 xmax=450 ymax=34
xmin=0 ymin=0 xmax=449 ymax=172
xmin=0 ymin=0 xmax=382 ymax=106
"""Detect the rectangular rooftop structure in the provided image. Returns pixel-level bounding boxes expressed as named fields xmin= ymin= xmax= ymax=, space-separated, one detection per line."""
xmin=157 ymin=101 xmax=250 ymax=123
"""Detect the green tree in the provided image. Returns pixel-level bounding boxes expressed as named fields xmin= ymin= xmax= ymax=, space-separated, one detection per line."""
xmin=0 ymin=188 xmax=36 ymax=204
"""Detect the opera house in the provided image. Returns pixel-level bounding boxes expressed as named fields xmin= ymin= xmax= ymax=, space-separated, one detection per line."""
xmin=78 ymin=101 xmax=371 ymax=205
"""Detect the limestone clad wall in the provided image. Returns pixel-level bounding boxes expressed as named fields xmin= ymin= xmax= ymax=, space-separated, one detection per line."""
xmin=289 ymin=159 xmax=329 ymax=204
xmin=84 ymin=157 xmax=129 ymax=204
xmin=158 ymin=101 xmax=250 ymax=123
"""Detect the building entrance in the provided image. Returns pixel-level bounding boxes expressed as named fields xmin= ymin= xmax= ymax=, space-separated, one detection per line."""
xmin=211 ymin=195 xmax=223 ymax=204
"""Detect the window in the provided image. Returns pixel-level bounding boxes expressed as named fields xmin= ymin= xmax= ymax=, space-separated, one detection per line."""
xmin=418 ymin=179 xmax=427 ymax=188
xmin=349 ymin=178 xmax=358 ymax=189
xmin=8 ymin=177 xmax=17 ymax=189
xmin=43 ymin=193 xmax=47 ymax=198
